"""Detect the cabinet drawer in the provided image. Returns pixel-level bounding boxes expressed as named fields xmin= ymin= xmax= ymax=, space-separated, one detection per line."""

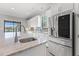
xmin=47 ymin=41 xmax=72 ymax=56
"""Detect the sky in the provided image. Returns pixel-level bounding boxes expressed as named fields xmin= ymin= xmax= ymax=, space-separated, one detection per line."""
xmin=5 ymin=21 xmax=16 ymax=27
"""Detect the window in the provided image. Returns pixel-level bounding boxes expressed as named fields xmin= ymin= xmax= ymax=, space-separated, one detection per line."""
xmin=42 ymin=16 xmax=48 ymax=28
xmin=4 ymin=21 xmax=21 ymax=38
xmin=41 ymin=16 xmax=48 ymax=32
xmin=36 ymin=15 xmax=48 ymax=32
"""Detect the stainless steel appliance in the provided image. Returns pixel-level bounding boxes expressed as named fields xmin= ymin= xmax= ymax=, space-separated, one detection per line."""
xmin=48 ymin=10 xmax=75 ymax=56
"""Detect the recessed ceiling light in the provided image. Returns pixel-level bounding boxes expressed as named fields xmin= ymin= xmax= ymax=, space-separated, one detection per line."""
xmin=11 ymin=8 xmax=15 ymax=10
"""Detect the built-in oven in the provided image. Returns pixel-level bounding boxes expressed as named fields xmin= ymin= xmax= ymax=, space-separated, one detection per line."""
xmin=48 ymin=10 xmax=75 ymax=56
xmin=50 ymin=10 xmax=75 ymax=40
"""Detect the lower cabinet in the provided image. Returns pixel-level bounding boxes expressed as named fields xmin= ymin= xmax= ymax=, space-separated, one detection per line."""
xmin=47 ymin=41 xmax=72 ymax=56
xmin=10 ymin=44 xmax=48 ymax=56
xmin=10 ymin=41 xmax=72 ymax=56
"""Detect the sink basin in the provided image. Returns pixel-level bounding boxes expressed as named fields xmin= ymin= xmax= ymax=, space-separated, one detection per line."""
xmin=19 ymin=37 xmax=37 ymax=43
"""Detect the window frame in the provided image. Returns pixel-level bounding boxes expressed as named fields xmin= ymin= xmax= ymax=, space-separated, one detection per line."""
xmin=4 ymin=20 xmax=21 ymax=32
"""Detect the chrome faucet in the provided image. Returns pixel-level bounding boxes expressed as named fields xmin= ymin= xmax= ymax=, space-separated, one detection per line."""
xmin=15 ymin=24 xmax=26 ymax=43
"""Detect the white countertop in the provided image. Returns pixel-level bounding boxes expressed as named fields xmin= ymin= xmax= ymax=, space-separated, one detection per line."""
xmin=0 ymin=40 xmax=46 ymax=56
xmin=0 ymin=32 xmax=72 ymax=56
xmin=0 ymin=32 xmax=47 ymax=56
xmin=48 ymin=36 xmax=72 ymax=47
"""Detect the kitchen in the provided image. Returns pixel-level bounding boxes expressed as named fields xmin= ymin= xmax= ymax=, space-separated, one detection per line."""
xmin=0 ymin=3 xmax=79 ymax=56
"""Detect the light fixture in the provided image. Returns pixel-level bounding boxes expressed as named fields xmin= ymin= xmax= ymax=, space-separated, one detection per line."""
xmin=11 ymin=8 xmax=15 ymax=10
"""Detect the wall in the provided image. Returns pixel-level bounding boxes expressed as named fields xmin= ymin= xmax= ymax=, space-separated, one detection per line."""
xmin=27 ymin=16 xmax=38 ymax=28
xmin=27 ymin=14 xmax=49 ymax=33
xmin=0 ymin=14 xmax=27 ymax=47
xmin=26 ymin=15 xmax=41 ymax=32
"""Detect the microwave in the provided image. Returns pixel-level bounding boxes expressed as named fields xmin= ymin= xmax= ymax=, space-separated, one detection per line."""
xmin=52 ymin=10 xmax=75 ymax=40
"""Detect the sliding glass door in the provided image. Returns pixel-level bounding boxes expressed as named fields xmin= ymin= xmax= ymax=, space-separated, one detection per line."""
xmin=4 ymin=21 xmax=21 ymax=39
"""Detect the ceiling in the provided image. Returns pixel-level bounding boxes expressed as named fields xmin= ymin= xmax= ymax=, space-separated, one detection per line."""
xmin=0 ymin=3 xmax=56 ymax=19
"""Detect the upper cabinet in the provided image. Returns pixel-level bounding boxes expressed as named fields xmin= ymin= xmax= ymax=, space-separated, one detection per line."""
xmin=45 ymin=7 xmax=58 ymax=17
xmin=45 ymin=3 xmax=73 ymax=17
xmin=58 ymin=3 xmax=73 ymax=13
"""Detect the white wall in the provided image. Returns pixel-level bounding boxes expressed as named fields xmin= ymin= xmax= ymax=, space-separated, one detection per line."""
xmin=27 ymin=16 xmax=38 ymax=28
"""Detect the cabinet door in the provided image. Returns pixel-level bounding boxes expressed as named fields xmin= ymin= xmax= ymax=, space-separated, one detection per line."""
xmin=58 ymin=3 xmax=73 ymax=13
xmin=47 ymin=41 xmax=72 ymax=56
xmin=10 ymin=44 xmax=47 ymax=56
xmin=46 ymin=7 xmax=58 ymax=17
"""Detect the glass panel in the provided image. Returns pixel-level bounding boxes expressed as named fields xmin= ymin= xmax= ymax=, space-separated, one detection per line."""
xmin=41 ymin=16 xmax=48 ymax=32
xmin=42 ymin=16 xmax=48 ymax=28
xmin=58 ymin=14 xmax=70 ymax=38
xmin=4 ymin=21 xmax=21 ymax=38
xmin=5 ymin=21 xmax=14 ymax=38
xmin=13 ymin=22 xmax=21 ymax=32
xmin=5 ymin=21 xmax=14 ymax=32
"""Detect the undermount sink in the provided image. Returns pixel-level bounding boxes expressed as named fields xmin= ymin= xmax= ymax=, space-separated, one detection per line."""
xmin=19 ymin=37 xmax=37 ymax=43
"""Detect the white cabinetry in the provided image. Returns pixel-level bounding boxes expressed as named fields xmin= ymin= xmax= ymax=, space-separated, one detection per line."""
xmin=46 ymin=7 xmax=58 ymax=17
xmin=10 ymin=44 xmax=47 ymax=56
xmin=46 ymin=3 xmax=73 ymax=17
xmin=58 ymin=3 xmax=73 ymax=13
xmin=47 ymin=41 xmax=72 ymax=56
